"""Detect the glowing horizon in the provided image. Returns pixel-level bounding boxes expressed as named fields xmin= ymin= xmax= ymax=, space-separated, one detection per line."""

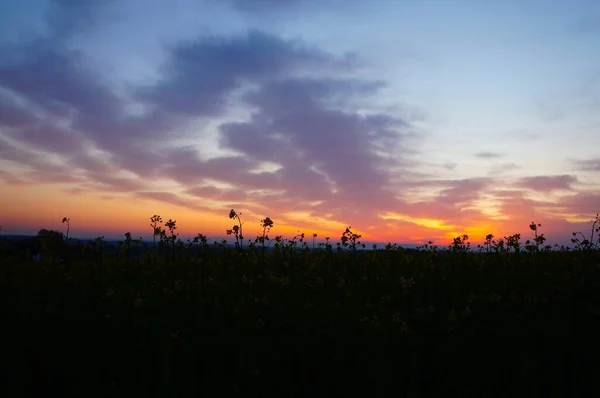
xmin=2 ymin=182 xmax=597 ymax=247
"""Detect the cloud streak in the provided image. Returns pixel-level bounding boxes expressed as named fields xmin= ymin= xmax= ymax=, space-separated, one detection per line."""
xmin=475 ymin=151 xmax=503 ymax=159
xmin=572 ymin=158 xmax=600 ymax=172
xmin=517 ymin=175 xmax=579 ymax=193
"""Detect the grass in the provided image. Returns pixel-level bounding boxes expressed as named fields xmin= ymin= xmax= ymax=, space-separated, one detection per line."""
xmin=1 ymin=211 xmax=600 ymax=397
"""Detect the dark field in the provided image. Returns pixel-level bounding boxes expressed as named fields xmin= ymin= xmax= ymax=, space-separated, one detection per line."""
xmin=2 ymin=222 xmax=600 ymax=397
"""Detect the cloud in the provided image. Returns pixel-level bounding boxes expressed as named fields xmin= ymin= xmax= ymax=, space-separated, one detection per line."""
xmin=517 ymin=175 xmax=579 ymax=192
xmin=474 ymin=151 xmax=503 ymax=159
xmin=0 ymin=2 xmax=413 ymax=234
xmin=0 ymin=90 xmax=36 ymax=128
xmin=220 ymin=0 xmax=309 ymax=14
xmin=0 ymin=169 xmax=26 ymax=186
xmin=571 ymin=158 xmax=600 ymax=172
xmin=0 ymin=134 xmax=70 ymax=175
xmin=438 ymin=178 xmax=491 ymax=204
xmin=218 ymin=76 xmax=410 ymax=221
xmin=185 ymin=185 xmax=242 ymax=203
xmin=561 ymin=192 xmax=600 ymax=216
xmin=0 ymin=48 xmax=123 ymax=146
xmin=141 ymin=30 xmax=352 ymax=117
xmin=46 ymin=0 xmax=113 ymax=41
xmin=443 ymin=161 xmax=458 ymax=170
xmin=487 ymin=162 xmax=521 ymax=176
xmin=135 ymin=191 xmax=216 ymax=213
xmin=0 ymin=46 xmax=183 ymax=184
xmin=6 ymin=123 xmax=86 ymax=155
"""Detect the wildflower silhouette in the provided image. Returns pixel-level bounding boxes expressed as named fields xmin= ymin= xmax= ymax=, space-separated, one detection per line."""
xmin=504 ymin=233 xmax=522 ymax=253
xmin=341 ymin=227 xmax=364 ymax=261
xmin=484 ymin=234 xmax=493 ymax=252
xmin=62 ymin=217 xmax=70 ymax=243
xmin=165 ymin=219 xmax=178 ymax=260
xmin=450 ymin=234 xmax=470 ymax=253
xmin=572 ymin=214 xmax=600 ymax=250
xmin=256 ymin=217 xmax=274 ymax=257
xmin=190 ymin=233 xmax=209 ymax=258
xmin=150 ymin=215 xmax=163 ymax=254
xmin=527 ymin=222 xmax=545 ymax=252
xmin=227 ymin=209 xmax=245 ymax=249
xmin=120 ymin=232 xmax=133 ymax=262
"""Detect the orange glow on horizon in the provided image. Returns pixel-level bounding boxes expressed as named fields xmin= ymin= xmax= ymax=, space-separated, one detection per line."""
xmin=1 ymin=183 xmax=597 ymax=246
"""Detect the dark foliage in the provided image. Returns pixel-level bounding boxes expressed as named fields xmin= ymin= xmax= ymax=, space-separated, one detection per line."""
xmin=1 ymin=214 xmax=600 ymax=396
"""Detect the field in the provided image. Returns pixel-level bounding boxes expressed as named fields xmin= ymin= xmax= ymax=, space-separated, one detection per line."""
xmin=1 ymin=213 xmax=600 ymax=397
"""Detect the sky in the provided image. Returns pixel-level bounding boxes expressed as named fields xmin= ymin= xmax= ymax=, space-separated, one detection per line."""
xmin=0 ymin=0 xmax=599 ymax=246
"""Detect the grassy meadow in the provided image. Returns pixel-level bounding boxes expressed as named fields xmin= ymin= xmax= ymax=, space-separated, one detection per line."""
xmin=1 ymin=211 xmax=600 ymax=397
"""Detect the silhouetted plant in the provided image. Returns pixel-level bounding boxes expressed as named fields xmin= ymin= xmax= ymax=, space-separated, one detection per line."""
xmin=504 ymin=233 xmax=522 ymax=253
xmin=3 ymin=209 xmax=600 ymax=397
xmin=526 ymin=222 xmax=545 ymax=252
xmin=150 ymin=215 xmax=163 ymax=255
xmin=214 ymin=238 xmax=229 ymax=250
xmin=449 ymin=234 xmax=470 ymax=253
xmin=384 ymin=242 xmax=398 ymax=251
xmin=491 ymin=237 xmax=505 ymax=253
xmin=341 ymin=227 xmax=364 ymax=262
xmin=417 ymin=240 xmax=438 ymax=252
xmin=284 ymin=232 xmax=305 ymax=261
xmin=62 ymin=217 xmax=70 ymax=243
xmin=165 ymin=219 xmax=178 ymax=260
xmin=119 ymin=232 xmax=133 ymax=263
xmin=571 ymin=214 xmax=600 ymax=250
xmin=255 ymin=217 xmax=274 ymax=258
xmin=317 ymin=236 xmax=333 ymax=255
xmin=483 ymin=234 xmax=494 ymax=253
xmin=190 ymin=233 xmax=210 ymax=259
xmin=227 ymin=209 xmax=245 ymax=250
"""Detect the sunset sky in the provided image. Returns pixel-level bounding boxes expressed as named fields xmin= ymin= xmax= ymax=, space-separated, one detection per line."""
xmin=1 ymin=0 xmax=599 ymax=246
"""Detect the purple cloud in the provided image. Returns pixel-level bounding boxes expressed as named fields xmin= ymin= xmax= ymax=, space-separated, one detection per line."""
xmin=141 ymin=31 xmax=352 ymax=117
xmin=135 ymin=191 xmax=216 ymax=212
xmin=217 ymin=76 xmax=411 ymax=221
xmin=6 ymin=123 xmax=86 ymax=155
xmin=517 ymin=175 xmax=579 ymax=192
xmin=0 ymin=135 xmax=69 ymax=174
xmin=0 ymin=169 xmax=26 ymax=186
xmin=0 ymin=49 xmax=116 ymax=121
xmin=0 ymin=3 xmax=416 ymax=227
xmin=394 ymin=178 xmax=493 ymax=223
xmin=561 ymin=192 xmax=600 ymax=215
xmin=0 ymin=91 xmax=36 ymax=128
